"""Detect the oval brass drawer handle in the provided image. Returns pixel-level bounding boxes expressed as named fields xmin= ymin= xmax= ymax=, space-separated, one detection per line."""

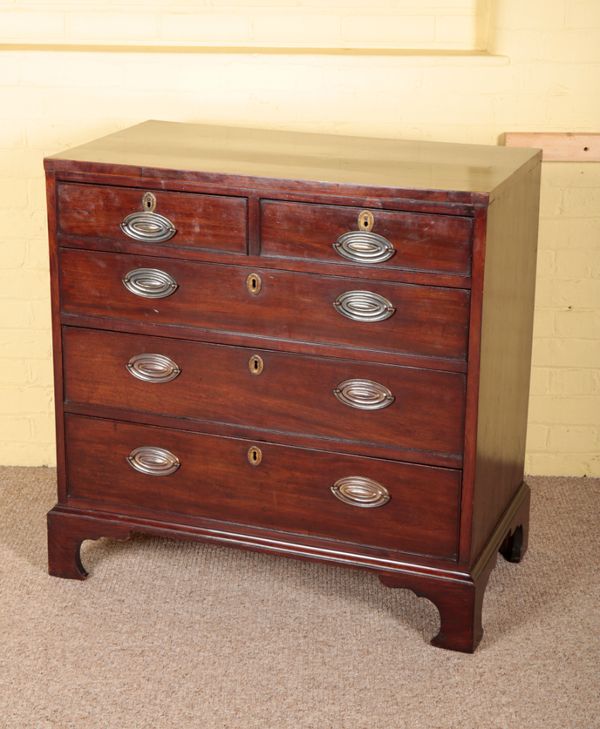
xmin=122 ymin=267 xmax=178 ymax=299
xmin=334 ymin=231 xmax=395 ymax=264
xmin=127 ymin=353 xmax=181 ymax=383
xmin=120 ymin=211 xmax=176 ymax=243
xmin=331 ymin=476 xmax=390 ymax=508
xmin=333 ymin=290 xmax=395 ymax=322
xmin=127 ymin=446 xmax=180 ymax=476
xmin=333 ymin=379 xmax=394 ymax=410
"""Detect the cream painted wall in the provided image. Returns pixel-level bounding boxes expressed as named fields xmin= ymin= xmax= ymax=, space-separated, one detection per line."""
xmin=1 ymin=0 xmax=490 ymax=50
xmin=0 ymin=0 xmax=598 ymax=474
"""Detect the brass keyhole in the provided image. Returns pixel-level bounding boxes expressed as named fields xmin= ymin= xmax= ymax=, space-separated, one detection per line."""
xmin=358 ymin=210 xmax=374 ymax=232
xmin=246 ymin=273 xmax=262 ymax=295
xmin=142 ymin=191 xmax=157 ymax=212
xmin=248 ymin=354 xmax=264 ymax=375
xmin=247 ymin=446 xmax=262 ymax=466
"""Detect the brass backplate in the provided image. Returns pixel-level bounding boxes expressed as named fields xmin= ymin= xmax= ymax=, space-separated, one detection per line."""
xmin=247 ymin=446 xmax=263 ymax=466
xmin=248 ymin=354 xmax=264 ymax=375
xmin=358 ymin=210 xmax=374 ymax=232
xmin=142 ymin=191 xmax=157 ymax=212
xmin=246 ymin=272 xmax=262 ymax=295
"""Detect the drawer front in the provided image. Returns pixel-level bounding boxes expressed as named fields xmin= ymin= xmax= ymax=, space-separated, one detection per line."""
xmin=63 ymin=327 xmax=466 ymax=463
xmin=57 ymin=182 xmax=248 ymax=254
xmin=65 ymin=415 xmax=460 ymax=559
xmin=60 ymin=249 xmax=469 ymax=361
xmin=260 ymin=200 xmax=472 ymax=276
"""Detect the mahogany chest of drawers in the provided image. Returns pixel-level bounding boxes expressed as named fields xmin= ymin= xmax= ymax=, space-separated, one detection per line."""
xmin=44 ymin=121 xmax=541 ymax=652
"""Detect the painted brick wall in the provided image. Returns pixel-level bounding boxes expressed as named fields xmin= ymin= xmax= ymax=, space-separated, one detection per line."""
xmin=0 ymin=0 xmax=598 ymax=474
xmin=527 ymin=164 xmax=600 ymax=476
xmin=1 ymin=1 xmax=488 ymax=50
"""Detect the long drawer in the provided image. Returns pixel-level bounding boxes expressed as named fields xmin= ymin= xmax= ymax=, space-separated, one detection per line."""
xmin=62 ymin=327 xmax=466 ymax=465
xmin=64 ymin=414 xmax=461 ymax=559
xmin=59 ymin=249 xmax=470 ymax=361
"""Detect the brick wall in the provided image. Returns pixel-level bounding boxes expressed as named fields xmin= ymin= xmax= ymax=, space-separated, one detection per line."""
xmin=527 ymin=164 xmax=600 ymax=475
xmin=1 ymin=1 xmax=487 ymax=50
xmin=0 ymin=0 xmax=598 ymax=474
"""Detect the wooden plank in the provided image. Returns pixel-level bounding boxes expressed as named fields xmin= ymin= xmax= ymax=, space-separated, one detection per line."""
xmin=46 ymin=119 xmax=537 ymax=196
xmin=467 ymin=160 xmax=541 ymax=563
xmin=504 ymin=132 xmax=600 ymax=162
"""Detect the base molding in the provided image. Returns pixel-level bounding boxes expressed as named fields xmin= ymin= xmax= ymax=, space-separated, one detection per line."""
xmin=47 ymin=482 xmax=530 ymax=652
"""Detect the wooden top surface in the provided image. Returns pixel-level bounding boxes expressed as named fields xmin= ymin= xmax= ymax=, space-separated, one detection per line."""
xmin=46 ymin=120 xmax=540 ymax=198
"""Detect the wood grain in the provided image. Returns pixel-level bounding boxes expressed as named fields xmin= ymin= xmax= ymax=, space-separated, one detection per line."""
xmin=45 ymin=120 xmax=538 ymax=200
xmin=64 ymin=414 xmax=461 ymax=560
xmin=467 ymin=159 xmax=541 ymax=563
xmin=504 ymin=132 xmax=600 ymax=162
xmin=62 ymin=326 xmax=466 ymax=466
xmin=260 ymin=199 xmax=472 ymax=276
xmin=59 ymin=248 xmax=470 ymax=361
xmin=44 ymin=121 xmax=541 ymax=652
xmin=57 ymin=181 xmax=248 ymax=253
xmin=45 ymin=173 xmax=68 ymax=502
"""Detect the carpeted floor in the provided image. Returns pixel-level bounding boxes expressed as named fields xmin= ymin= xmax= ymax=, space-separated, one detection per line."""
xmin=0 ymin=468 xmax=598 ymax=729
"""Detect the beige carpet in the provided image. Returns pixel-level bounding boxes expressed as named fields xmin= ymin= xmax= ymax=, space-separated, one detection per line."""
xmin=0 ymin=468 xmax=598 ymax=729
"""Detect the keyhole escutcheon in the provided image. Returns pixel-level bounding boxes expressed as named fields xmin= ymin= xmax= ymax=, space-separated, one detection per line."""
xmin=247 ymin=446 xmax=263 ymax=466
xmin=248 ymin=354 xmax=264 ymax=375
xmin=142 ymin=191 xmax=157 ymax=212
xmin=246 ymin=273 xmax=262 ymax=295
xmin=358 ymin=210 xmax=375 ymax=232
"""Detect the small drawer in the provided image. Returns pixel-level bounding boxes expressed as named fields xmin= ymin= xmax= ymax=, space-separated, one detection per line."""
xmin=57 ymin=182 xmax=248 ymax=254
xmin=65 ymin=414 xmax=461 ymax=559
xmin=59 ymin=249 xmax=470 ymax=362
xmin=260 ymin=200 xmax=472 ymax=276
xmin=62 ymin=327 xmax=466 ymax=465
